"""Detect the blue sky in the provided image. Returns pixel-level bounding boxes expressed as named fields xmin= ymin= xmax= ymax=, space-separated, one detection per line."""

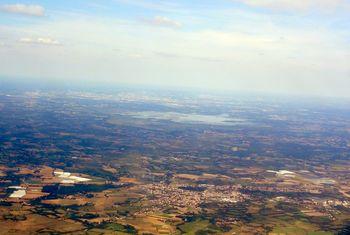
xmin=0 ymin=0 xmax=349 ymax=97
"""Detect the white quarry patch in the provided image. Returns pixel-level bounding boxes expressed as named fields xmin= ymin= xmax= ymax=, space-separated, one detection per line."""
xmin=221 ymin=198 xmax=238 ymax=203
xmin=54 ymin=170 xmax=91 ymax=184
xmin=9 ymin=189 xmax=26 ymax=198
xmin=277 ymin=170 xmax=295 ymax=175
xmin=267 ymin=170 xmax=296 ymax=177
xmin=58 ymin=173 xmax=71 ymax=178
xmin=61 ymin=179 xmax=76 ymax=184
xmin=69 ymin=176 xmax=91 ymax=182
xmin=8 ymin=186 xmax=25 ymax=189
xmin=54 ymin=171 xmax=71 ymax=177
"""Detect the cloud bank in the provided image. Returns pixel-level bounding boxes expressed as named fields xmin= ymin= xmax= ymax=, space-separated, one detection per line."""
xmin=19 ymin=37 xmax=60 ymax=45
xmin=0 ymin=4 xmax=45 ymax=17
xmin=234 ymin=0 xmax=348 ymax=12
xmin=144 ymin=16 xmax=182 ymax=28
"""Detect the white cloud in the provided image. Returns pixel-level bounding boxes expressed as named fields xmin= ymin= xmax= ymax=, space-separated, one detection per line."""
xmin=113 ymin=0 xmax=184 ymax=14
xmin=128 ymin=53 xmax=144 ymax=59
xmin=154 ymin=51 xmax=223 ymax=62
xmin=144 ymin=16 xmax=182 ymax=28
xmin=0 ymin=4 xmax=45 ymax=17
xmin=19 ymin=37 xmax=60 ymax=45
xmin=234 ymin=0 xmax=347 ymax=12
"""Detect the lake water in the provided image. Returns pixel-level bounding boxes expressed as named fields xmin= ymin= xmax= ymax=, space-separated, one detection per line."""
xmin=127 ymin=111 xmax=247 ymax=126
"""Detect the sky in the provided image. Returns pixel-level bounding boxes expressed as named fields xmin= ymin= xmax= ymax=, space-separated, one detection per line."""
xmin=0 ymin=0 xmax=349 ymax=97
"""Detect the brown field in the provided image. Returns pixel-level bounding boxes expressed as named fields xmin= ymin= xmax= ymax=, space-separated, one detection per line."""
xmin=102 ymin=165 xmax=118 ymax=174
xmin=90 ymin=188 xmax=143 ymax=212
xmin=301 ymin=210 xmax=327 ymax=217
xmin=175 ymin=174 xmax=201 ymax=180
xmin=42 ymin=197 xmax=90 ymax=206
xmin=123 ymin=214 xmax=177 ymax=234
xmin=118 ymin=177 xmax=141 ymax=184
xmin=0 ymin=213 xmax=84 ymax=234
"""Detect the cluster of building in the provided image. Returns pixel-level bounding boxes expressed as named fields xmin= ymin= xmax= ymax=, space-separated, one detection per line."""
xmin=138 ymin=183 xmax=244 ymax=214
